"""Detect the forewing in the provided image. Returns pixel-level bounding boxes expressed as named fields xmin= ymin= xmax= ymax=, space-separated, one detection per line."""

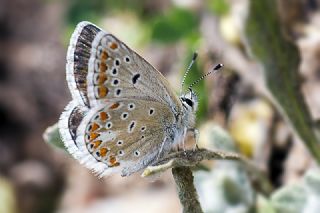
xmin=67 ymin=21 xmax=182 ymax=110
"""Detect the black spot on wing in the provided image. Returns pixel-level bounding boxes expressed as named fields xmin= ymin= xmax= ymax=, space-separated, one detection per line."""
xmin=132 ymin=74 xmax=140 ymax=84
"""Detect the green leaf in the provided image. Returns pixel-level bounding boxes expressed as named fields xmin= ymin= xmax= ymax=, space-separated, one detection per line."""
xmin=271 ymin=185 xmax=306 ymax=213
xmin=270 ymin=169 xmax=320 ymax=213
xmin=151 ymin=8 xmax=198 ymax=43
xmin=256 ymin=195 xmax=276 ymax=213
xmin=245 ymin=0 xmax=320 ymax=162
xmin=43 ymin=123 xmax=66 ymax=151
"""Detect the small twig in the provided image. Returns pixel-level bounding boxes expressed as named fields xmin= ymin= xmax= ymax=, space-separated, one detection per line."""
xmin=143 ymin=149 xmax=243 ymax=177
xmin=142 ymin=148 xmax=273 ymax=195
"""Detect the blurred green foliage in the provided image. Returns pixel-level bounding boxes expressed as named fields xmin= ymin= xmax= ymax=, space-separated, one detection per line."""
xmin=67 ymin=0 xmax=149 ymax=25
xmin=67 ymin=0 xmax=107 ymax=25
xmin=150 ymin=8 xmax=199 ymax=43
xmin=207 ymin=0 xmax=230 ymax=16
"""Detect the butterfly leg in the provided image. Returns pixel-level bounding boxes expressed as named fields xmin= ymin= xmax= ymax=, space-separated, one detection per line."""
xmin=188 ymin=128 xmax=200 ymax=150
xmin=182 ymin=127 xmax=188 ymax=155
xmin=156 ymin=137 xmax=167 ymax=162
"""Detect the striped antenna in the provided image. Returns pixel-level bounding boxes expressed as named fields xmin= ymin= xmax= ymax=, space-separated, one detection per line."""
xmin=180 ymin=52 xmax=198 ymax=93
xmin=188 ymin=63 xmax=223 ymax=90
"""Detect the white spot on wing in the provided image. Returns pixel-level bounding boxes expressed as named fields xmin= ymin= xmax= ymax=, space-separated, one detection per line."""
xmin=134 ymin=150 xmax=140 ymax=157
xmin=117 ymin=140 xmax=123 ymax=146
xmin=111 ymin=78 xmax=120 ymax=86
xmin=128 ymin=103 xmax=135 ymax=111
xmin=118 ymin=150 xmax=124 ymax=156
xmin=149 ymin=108 xmax=155 ymax=116
xmin=124 ymin=56 xmax=131 ymax=63
xmin=115 ymin=88 xmax=122 ymax=97
xmin=106 ymin=121 xmax=112 ymax=129
xmin=121 ymin=112 xmax=129 ymax=120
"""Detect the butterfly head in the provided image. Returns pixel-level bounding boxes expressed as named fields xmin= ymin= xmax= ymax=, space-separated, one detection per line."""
xmin=180 ymin=89 xmax=198 ymax=113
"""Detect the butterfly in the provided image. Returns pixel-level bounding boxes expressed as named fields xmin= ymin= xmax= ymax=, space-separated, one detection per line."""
xmin=59 ymin=21 xmax=222 ymax=177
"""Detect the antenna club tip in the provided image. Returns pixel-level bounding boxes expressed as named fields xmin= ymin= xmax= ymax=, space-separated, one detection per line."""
xmin=192 ymin=52 xmax=198 ymax=60
xmin=214 ymin=63 xmax=223 ymax=70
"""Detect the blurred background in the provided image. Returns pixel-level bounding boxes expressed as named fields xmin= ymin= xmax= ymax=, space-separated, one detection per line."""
xmin=1 ymin=0 xmax=320 ymax=212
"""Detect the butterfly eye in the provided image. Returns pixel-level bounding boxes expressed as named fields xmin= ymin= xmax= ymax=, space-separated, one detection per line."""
xmin=185 ymin=98 xmax=193 ymax=107
xmin=182 ymin=97 xmax=193 ymax=107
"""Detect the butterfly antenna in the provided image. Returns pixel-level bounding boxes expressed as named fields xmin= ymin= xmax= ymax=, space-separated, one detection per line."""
xmin=180 ymin=52 xmax=198 ymax=93
xmin=188 ymin=63 xmax=223 ymax=90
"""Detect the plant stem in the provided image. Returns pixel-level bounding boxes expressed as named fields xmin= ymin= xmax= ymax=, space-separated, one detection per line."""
xmin=172 ymin=167 xmax=203 ymax=213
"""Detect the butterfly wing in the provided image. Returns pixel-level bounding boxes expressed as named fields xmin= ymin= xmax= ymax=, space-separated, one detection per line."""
xmin=66 ymin=21 xmax=182 ymax=110
xmin=60 ymin=22 xmax=183 ymax=177
xmin=60 ymin=99 xmax=177 ymax=177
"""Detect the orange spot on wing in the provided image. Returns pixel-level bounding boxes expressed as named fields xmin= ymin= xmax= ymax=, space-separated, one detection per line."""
xmin=109 ymin=155 xmax=120 ymax=167
xmin=92 ymin=140 xmax=102 ymax=148
xmin=109 ymin=42 xmax=118 ymax=50
xmin=89 ymin=132 xmax=99 ymax=141
xmin=109 ymin=102 xmax=120 ymax=109
xmin=100 ymin=62 xmax=108 ymax=72
xmin=98 ymin=86 xmax=108 ymax=98
xmin=97 ymin=73 xmax=107 ymax=84
xmin=90 ymin=123 xmax=100 ymax=132
xmin=101 ymin=50 xmax=109 ymax=60
xmin=100 ymin=111 xmax=109 ymax=121
xmin=100 ymin=147 xmax=108 ymax=157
